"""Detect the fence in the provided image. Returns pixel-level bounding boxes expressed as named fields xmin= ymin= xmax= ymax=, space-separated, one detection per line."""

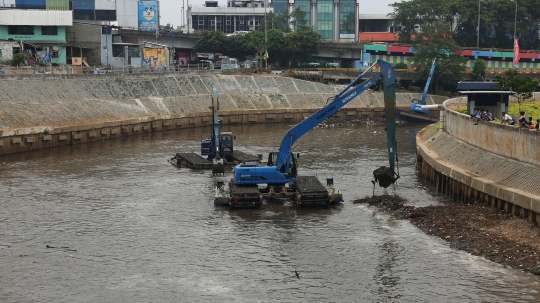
xmin=0 ymin=64 xmax=239 ymax=75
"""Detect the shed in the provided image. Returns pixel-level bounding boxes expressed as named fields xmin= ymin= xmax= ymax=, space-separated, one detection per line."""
xmin=457 ymin=81 xmax=514 ymax=118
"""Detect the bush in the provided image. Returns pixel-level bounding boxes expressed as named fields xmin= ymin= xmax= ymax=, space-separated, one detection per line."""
xmin=394 ymin=62 xmax=408 ymax=69
xmin=10 ymin=53 xmax=26 ymax=66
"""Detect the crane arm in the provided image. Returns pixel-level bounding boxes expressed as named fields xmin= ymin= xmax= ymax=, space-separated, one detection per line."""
xmin=275 ymin=59 xmax=395 ymax=169
xmin=420 ymin=58 xmax=437 ymax=105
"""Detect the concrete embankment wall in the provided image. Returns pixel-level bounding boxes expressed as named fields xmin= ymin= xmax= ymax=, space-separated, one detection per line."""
xmin=0 ymin=73 xmax=446 ymax=155
xmin=416 ymin=97 xmax=540 ymax=226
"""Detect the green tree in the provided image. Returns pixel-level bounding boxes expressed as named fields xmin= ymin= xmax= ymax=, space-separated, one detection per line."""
xmin=495 ymin=70 xmax=539 ymax=111
xmin=390 ymin=0 xmax=540 ymax=50
xmin=471 ymin=59 xmax=487 ymax=81
xmin=267 ymin=28 xmax=286 ymax=66
xmin=11 ymin=53 xmax=26 ymax=66
xmin=243 ymin=30 xmax=268 ymax=72
xmin=411 ymin=21 xmax=467 ymax=93
xmin=223 ymin=35 xmax=249 ymax=61
xmin=290 ymin=8 xmax=307 ymax=31
xmin=194 ymin=30 xmax=225 ymax=59
xmin=284 ymin=27 xmax=321 ymax=65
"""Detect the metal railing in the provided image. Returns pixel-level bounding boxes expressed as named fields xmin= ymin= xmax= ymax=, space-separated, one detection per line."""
xmin=0 ymin=64 xmax=234 ymax=75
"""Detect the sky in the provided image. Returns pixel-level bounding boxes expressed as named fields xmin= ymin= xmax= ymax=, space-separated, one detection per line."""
xmin=158 ymin=0 xmax=401 ymax=29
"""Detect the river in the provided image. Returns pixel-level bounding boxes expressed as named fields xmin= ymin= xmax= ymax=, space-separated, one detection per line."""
xmin=0 ymin=122 xmax=538 ymax=302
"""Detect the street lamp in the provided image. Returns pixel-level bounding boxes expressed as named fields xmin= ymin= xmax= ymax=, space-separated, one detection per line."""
xmin=264 ymin=0 xmax=267 ymax=69
xmin=105 ymin=25 xmax=109 ymax=67
xmin=476 ymin=0 xmax=480 ymax=49
xmin=510 ymin=0 xmax=518 ymax=68
xmin=171 ymin=24 xmax=175 ymax=70
xmin=508 ymin=0 xmax=517 ymax=39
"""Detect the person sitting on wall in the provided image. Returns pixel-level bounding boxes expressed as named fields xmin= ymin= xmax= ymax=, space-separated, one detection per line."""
xmin=501 ymin=112 xmax=514 ymax=125
xmin=482 ymin=109 xmax=493 ymax=121
xmin=473 ymin=108 xmax=483 ymax=125
xmin=518 ymin=111 xmax=527 ymax=123
xmin=529 ymin=120 xmax=536 ymax=129
xmin=470 ymin=107 xmax=479 ymax=118
xmin=518 ymin=117 xmax=528 ymax=128
xmin=536 ymin=119 xmax=540 ymax=130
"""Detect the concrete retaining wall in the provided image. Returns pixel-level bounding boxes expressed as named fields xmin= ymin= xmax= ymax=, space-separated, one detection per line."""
xmin=0 ymin=72 xmax=447 ymax=155
xmin=416 ymin=98 xmax=540 ymax=226
xmin=444 ymin=97 xmax=540 ymax=166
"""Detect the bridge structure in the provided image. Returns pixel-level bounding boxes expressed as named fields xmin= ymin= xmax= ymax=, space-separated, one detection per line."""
xmin=118 ymin=29 xmax=540 ymax=79
xmin=118 ymin=29 xmax=363 ymax=63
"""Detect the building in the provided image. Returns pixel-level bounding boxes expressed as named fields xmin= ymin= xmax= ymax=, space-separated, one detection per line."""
xmin=358 ymin=14 xmax=399 ymax=44
xmin=188 ymin=0 xmax=271 ymax=34
xmin=271 ymin=0 xmax=358 ymax=41
xmin=0 ymin=9 xmax=72 ymax=64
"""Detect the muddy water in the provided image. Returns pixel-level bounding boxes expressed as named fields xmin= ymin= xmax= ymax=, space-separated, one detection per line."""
xmin=1 ymin=122 xmax=539 ymax=302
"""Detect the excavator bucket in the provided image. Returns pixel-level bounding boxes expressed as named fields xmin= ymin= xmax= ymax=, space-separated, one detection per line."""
xmin=372 ymin=166 xmax=398 ymax=188
xmin=212 ymin=162 xmax=225 ymax=175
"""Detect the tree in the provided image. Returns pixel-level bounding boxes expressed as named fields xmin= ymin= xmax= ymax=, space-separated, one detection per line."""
xmin=10 ymin=53 xmax=26 ymax=66
xmin=290 ymin=8 xmax=307 ymax=31
xmin=223 ymin=35 xmax=249 ymax=61
xmin=194 ymin=30 xmax=225 ymax=59
xmin=495 ymin=70 xmax=539 ymax=111
xmin=471 ymin=59 xmax=486 ymax=81
xmin=267 ymin=29 xmax=286 ymax=66
xmin=284 ymin=27 xmax=321 ymax=65
xmin=243 ymin=30 xmax=269 ymax=72
xmin=410 ymin=21 xmax=467 ymax=93
xmin=390 ymin=0 xmax=540 ymax=50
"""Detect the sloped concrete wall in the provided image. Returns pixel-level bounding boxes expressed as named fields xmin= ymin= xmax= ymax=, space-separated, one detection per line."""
xmin=0 ymin=73 xmax=446 ymax=134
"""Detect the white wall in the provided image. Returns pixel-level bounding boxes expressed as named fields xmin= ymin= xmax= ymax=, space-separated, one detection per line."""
xmin=116 ymin=0 xmax=138 ymax=28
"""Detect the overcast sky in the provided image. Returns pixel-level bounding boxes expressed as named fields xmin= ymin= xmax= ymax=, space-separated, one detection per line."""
xmin=158 ymin=0 xmax=401 ymax=28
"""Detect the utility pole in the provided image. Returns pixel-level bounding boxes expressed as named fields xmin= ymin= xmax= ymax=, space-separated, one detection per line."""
xmin=105 ymin=25 xmax=109 ymax=67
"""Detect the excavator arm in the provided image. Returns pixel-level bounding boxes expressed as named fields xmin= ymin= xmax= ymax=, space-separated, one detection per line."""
xmin=420 ymin=58 xmax=437 ymax=105
xmin=275 ymin=59 xmax=395 ymax=171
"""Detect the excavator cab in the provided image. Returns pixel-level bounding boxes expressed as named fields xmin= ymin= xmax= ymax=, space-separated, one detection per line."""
xmin=267 ymin=152 xmax=297 ymax=178
xmin=219 ymin=132 xmax=234 ymax=158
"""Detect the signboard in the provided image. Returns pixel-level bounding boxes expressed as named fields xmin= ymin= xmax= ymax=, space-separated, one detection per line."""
xmin=513 ymin=38 xmax=519 ymax=68
xmin=138 ymin=0 xmax=157 ymax=32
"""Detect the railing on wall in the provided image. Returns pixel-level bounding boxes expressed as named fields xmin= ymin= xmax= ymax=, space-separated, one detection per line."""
xmin=0 ymin=65 xmax=233 ymax=75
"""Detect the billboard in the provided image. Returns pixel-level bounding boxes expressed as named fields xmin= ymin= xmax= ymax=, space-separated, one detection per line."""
xmin=138 ymin=0 xmax=157 ymax=32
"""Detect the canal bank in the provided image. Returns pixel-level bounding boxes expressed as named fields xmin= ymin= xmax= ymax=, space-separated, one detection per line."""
xmin=416 ymin=97 xmax=540 ymax=227
xmin=0 ymin=72 xmax=446 ymax=155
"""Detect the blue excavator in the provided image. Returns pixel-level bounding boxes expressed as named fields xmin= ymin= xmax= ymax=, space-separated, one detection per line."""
xmin=410 ymin=58 xmax=437 ymax=115
xmin=215 ymin=59 xmax=399 ymax=208
xmin=200 ymin=88 xmax=235 ymax=174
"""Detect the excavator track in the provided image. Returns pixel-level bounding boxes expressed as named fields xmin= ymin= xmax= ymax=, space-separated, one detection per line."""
xmin=229 ymin=180 xmax=262 ymax=208
xmin=293 ymin=176 xmax=331 ymax=207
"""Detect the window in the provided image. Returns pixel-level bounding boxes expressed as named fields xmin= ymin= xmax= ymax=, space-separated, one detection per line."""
xmin=8 ymin=26 xmax=34 ymax=35
xmin=42 ymin=26 xmax=58 ymax=35
xmin=210 ymin=20 xmax=215 ymax=25
xmin=226 ymin=20 xmax=231 ymax=25
xmin=240 ymin=20 xmax=244 ymax=24
xmin=199 ymin=20 xmax=204 ymax=25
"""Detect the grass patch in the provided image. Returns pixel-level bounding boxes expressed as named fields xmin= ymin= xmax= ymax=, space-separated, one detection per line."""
xmin=509 ymin=100 xmax=540 ymax=120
